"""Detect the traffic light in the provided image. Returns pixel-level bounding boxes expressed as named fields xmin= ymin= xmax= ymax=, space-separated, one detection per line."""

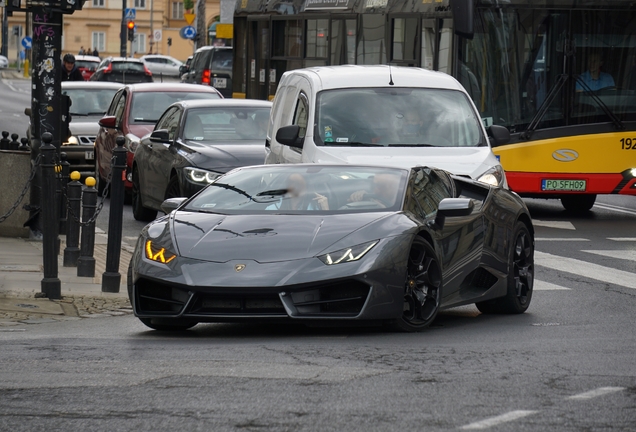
xmin=127 ymin=21 xmax=135 ymax=42
xmin=167 ymin=37 xmax=172 ymax=47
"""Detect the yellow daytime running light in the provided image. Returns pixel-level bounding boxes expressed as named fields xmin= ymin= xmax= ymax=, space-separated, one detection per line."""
xmin=145 ymin=240 xmax=176 ymax=264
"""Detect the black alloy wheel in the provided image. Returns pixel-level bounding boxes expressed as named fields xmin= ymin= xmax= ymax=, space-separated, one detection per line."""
xmin=394 ymin=237 xmax=442 ymax=332
xmin=561 ymin=194 xmax=596 ymax=212
xmin=131 ymin=168 xmax=157 ymax=222
xmin=164 ymin=176 xmax=182 ymax=201
xmin=476 ymin=221 xmax=534 ymax=314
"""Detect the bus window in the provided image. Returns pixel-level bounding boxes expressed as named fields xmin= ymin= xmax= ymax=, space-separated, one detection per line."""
xmin=330 ymin=19 xmax=356 ymax=65
xmin=357 ymin=14 xmax=387 ymax=65
xmin=392 ymin=17 xmax=418 ymax=64
xmin=438 ymin=19 xmax=453 ymax=74
xmin=421 ymin=19 xmax=435 ymax=70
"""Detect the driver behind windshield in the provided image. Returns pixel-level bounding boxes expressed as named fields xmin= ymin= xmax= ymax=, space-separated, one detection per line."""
xmin=348 ymin=172 xmax=401 ymax=208
xmin=267 ymin=173 xmax=329 ymax=211
xmin=576 ymin=51 xmax=615 ymax=92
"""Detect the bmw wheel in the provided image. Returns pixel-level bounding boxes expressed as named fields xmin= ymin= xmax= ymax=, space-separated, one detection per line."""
xmin=164 ymin=176 xmax=182 ymax=201
xmin=476 ymin=221 xmax=534 ymax=314
xmin=394 ymin=237 xmax=442 ymax=332
xmin=132 ymin=168 xmax=157 ymax=222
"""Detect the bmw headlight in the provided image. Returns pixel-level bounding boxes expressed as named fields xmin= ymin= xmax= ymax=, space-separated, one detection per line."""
xmin=145 ymin=240 xmax=176 ymax=264
xmin=63 ymin=136 xmax=79 ymax=145
xmin=318 ymin=240 xmax=378 ymax=265
xmin=184 ymin=167 xmax=222 ymax=184
xmin=477 ymin=165 xmax=506 ymax=187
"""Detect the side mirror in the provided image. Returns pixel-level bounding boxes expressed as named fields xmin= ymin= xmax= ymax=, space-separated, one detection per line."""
xmin=487 ymin=125 xmax=511 ymax=147
xmin=161 ymin=197 xmax=187 ymax=214
xmin=24 ymin=107 xmax=32 ymax=117
xmin=98 ymin=116 xmax=118 ymax=129
xmin=150 ymin=129 xmax=170 ymax=143
xmin=450 ymin=0 xmax=474 ymax=40
xmin=275 ymin=125 xmax=304 ymax=149
xmin=431 ymin=198 xmax=474 ymax=230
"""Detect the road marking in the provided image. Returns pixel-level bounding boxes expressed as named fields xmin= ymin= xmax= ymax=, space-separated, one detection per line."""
xmin=535 ymin=237 xmax=589 ymax=242
xmin=534 ymin=280 xmax=571 ymax=290
xmin=608 ymin=237 xmax=636 ymax=242
xmin=533 ymin=220 xmax=576 ymax=230
xmin=583 ymin=249 xmax=636 ymax=262
xmin=535 ymin=251 xmax=636 ymax=290
xmin=460 ymin=410 xmax=538 ymax=430
xmin=567 ymin=387 xmax=625 ymax=400
xmin=594 ymin=203 xmax=636 ymax=216
xmin=1 ymin=78 xmax=18 ymax=92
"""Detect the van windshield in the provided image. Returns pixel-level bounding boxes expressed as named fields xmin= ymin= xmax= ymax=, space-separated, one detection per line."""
xmin=315 ymin=88 xmax=483 ymax=147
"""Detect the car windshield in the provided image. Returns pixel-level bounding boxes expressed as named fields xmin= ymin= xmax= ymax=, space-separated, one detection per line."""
xmin=112 ymin=62 xmax=146 ymax=73
xmin=75 ymin=60 xmax=99 ymax=70
xmin=63 ymin=88 xmax=119 ymax=116
xmin=316 ymin=88 xmax=483 ymax=147
xmin=183 ymin=107 xmax=271 ymax=141
xmin=130 ymin=91 xmax=221 ymax=123
xmin=184 ymin=166 xmax=408 ymax=215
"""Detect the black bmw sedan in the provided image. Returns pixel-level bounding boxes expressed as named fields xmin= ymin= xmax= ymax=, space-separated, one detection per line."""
xmin=131 ymin=99 xmax=272 ymax=221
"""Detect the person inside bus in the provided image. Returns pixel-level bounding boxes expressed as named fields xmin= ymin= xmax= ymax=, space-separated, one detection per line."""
xmin=576 ymin=51 xmax=615 ymax=92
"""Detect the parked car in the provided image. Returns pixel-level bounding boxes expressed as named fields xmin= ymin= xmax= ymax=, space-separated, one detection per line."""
xmin=74 ymin=55 xmax=101 ymax=80
xmin=0 ymin=55 xmax=8 ymax=69
xmin=127 ymin=163 xmax=534 ymax=332
xmin=140 ymin=55 xmax=183 ymax=78
xmin=181 ymin=46 xmax=232 ymax=97
xmin=132 ymin=99 xmax=272 ymax=221
xmin=26 ymin=81 xmax=123 ymax=178
xmin=266 ymin=65 xmax=509 ymax=188
xmin=90 ymin=57 xmax=153 ymax=84
xmin=94 ymin=83 xmax=223 ymax=196
xmin=178 ymin=56 xmax=193 ymax=80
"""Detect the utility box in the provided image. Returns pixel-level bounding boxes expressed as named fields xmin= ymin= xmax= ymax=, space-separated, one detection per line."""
xmin=0 ymin=150 xmax=32 ymax=238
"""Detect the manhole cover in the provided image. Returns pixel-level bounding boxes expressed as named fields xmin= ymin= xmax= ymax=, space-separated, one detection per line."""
xmin=16 ymin=304 xmax=39 ymax=309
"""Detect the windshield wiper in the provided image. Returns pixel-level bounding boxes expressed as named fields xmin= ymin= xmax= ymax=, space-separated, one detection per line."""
xmin=133 ymin=118 xmax=159 ymax=123
xmin=387 ymin=143 xmax=438 ymax=147
xmin=256 ymin=189 xmax=289 ymax=197
xmin=521 ymin=74 xmax=568 ymax=140
xmin=574 ymin=77 xmax=624 ymax=131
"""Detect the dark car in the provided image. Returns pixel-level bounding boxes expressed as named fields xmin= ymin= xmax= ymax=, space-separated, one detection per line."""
xmin=94 ymin=83 xmax=223 ymax=196
xmin=90 ymin=57 xmax=153 ymax=84
xmin=128 ymin=164 xmax=535 ymax=332
xmin=26 ymin=81 xmax=123 ymax=178
xmin=131 ymin=99 xmax=272 ymax=221
xmin=181 ymin=46 xmax=232 ymax=97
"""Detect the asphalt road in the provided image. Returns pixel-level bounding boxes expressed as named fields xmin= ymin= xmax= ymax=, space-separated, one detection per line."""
xmin=0 ymin=77 xmax=30 ymax=139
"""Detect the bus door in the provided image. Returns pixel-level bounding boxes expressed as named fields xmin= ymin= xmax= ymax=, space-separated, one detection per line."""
xmin=247 ymin=17 xmax=271 ymax=100
xmin=330 ymin=18 xmax=357 ymax=65
xmin=390 ymin=15 xmax=420 ymax=67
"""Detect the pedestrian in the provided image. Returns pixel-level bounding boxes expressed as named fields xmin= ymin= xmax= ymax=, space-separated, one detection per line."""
xmin=78 ymin=46 xmax=85 ymax=55
xmin=92 ymin=47 xmax=99 ymax=57
xmin=62 ymin=53 xmax=84 ymax=81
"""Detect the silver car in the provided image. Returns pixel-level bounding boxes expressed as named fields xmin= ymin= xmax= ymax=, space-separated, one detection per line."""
xmin=0 ymin=55 xmax=9 ymax=69
xmin=140 ymin=55 xmax=183 ymax=78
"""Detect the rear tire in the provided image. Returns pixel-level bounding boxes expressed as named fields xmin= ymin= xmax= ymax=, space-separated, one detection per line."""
xmin=476 ymin=221 xmax=534 ymax=314
xmin=132 ymin=168 xmax=157 ymax=222
xmin=139 ymin=318 xmax=197 ymax=331
xmin=561 ymin=194 xmax=596 ymax=212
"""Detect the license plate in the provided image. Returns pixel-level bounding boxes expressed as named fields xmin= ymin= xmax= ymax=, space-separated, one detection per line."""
xmin=541 ymin=179 xmax=586 ymax=191
xmin=85 ymin=151 xmax=94 ymax=160
xmin=213 ymin=78 xmax=227 ymax=88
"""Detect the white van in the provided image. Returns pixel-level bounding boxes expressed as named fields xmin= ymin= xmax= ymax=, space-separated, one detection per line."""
xmin=265 ymin=65 xmax=510 ymax=187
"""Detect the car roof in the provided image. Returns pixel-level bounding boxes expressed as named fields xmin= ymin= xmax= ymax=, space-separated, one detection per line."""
xmin=61 ymin=81 xmax=124 ymax=90
xmin=176 ymin=99 xmax=273 ymax=109
xmin=75 ymin=55 xmax=101 ymax=62
xmin=105 ymin=57 xmax=144 ymax=63
xmin=194 ymin=46 xmax=233 ymax=53
xmin=123 ymin=82 xmax=223 ymax=94
xmin=283 ymin=65 xmax=464 ymax=92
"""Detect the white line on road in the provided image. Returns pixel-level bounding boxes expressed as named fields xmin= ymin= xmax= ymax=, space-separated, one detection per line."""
xmin=594 ymin=203 xmax=636 ymax=216
xmin=567 ymin=387 xmax=625 ymax=400
xmin=608 ymin=237 xmax=636 ymax=241
xmin=533 ymin=220 xmax=576 ymax=230
xmin=535 ymin=238 xmax=589 ymax=241
xmin=460 ymin=410 xmax=538 ymax=430
xmin=535 ymin=251 xmax=636 ymax=290
xmin=583 ymin=249 xmax=636 ymax=262
xmin=534 ymin=280 xmax=571 ymax=290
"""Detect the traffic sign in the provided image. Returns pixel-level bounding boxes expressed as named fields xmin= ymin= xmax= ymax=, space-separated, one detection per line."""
xmin=125 ymin=8 xmax=136 ymax=19
xmin=21 ymin=36 xmax=32 ymax=49
xmin=180 ymin=26 xmax=197 ymax=40
xmin=153 ymin=30 xmax=162 ymax=42
xmin=184 ymin=13 xmax=195 ymax=25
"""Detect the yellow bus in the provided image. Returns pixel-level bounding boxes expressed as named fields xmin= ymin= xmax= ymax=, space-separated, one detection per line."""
xmin=233 ymin=0 xmax=636 ymax=211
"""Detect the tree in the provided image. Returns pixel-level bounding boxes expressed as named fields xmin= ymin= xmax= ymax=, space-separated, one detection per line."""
xmin=184 ymin=0 xmax=194 ymax=11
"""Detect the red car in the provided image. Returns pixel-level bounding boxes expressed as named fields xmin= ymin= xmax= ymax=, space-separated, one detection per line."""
xmin=94 ymin=83 xmax=223 ymax=196
xmin=75 ymin=55 xmax=101 ymax=81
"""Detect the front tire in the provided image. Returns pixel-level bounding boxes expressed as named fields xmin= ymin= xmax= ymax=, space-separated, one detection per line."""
xmin=393 ymin=237 xmax=442 ymax=332
xmin=561 ymin=194 xmax=596 ymax=212
xmin=132 ymin=168 xmax=157 ymax=222
xmin=139 ymin=318 xmax=197 ymax=331
xmin=164 ymin=176 xmax=182 ymax=201
xmin=476 ymin=221 xmax=534 ymax=314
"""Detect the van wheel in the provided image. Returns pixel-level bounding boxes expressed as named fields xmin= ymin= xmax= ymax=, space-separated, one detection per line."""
xmin=561 ymin=194 xmax=596 ymax=212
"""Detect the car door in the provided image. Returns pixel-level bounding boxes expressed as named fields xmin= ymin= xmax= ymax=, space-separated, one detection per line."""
xmin=281 ymin=90 xmax=309 ymax=164
xmin=145 ymin=106 xmax=182 ymax=207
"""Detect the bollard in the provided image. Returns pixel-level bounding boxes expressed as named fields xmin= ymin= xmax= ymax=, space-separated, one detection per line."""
xmin=39 ymin=132 xmax=61 ymax=299
xmin=77 ymin=177 xmax=97 ymax=277
xmin=59 ymin=152 xmax=70 ymax=235
xmin=102 ymin=136 xmax=128 ymax=293
xmin=0 ymin=131 xmax=9 ymax=150
xmin=63 ymin=171 xmax=82 ymax=267
xmin=9 ymin=133 xmax=20 ymax=150
xmin=19 ymin=138 xmax=30 ymax=151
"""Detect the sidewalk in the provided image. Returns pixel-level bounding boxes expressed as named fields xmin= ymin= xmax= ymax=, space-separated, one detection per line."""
xmin=0 ymin=233 xmax=134 ymax=326
xmin=0 ymin=69 xmax=29 ymax=80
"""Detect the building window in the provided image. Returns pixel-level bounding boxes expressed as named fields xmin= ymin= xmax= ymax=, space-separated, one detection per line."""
xmin=172 ymin=2 xmax=184 ymax=19
xmin=133 ymin=33 xmax=147 ymax=55
xmin=134 ymin=0 xmax=145 ymax=9
xmin=92 ymin=32 xmax=106 ymax=52
xmin=92 ymin=0 xmax=105 ymax=7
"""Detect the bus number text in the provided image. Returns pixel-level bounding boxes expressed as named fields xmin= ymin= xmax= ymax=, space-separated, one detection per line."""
xmin=620 ymin=138 xmax=636 ymax=149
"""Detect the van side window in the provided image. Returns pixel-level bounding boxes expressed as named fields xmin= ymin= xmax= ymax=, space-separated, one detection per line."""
xmin=293 ymin=92 xmax=309 ymax=139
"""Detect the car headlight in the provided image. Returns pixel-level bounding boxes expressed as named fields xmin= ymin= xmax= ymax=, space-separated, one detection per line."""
xmin=184 ymin=167 xmax=222 ymax=184
xmin=145 ymin=240 xmax=176 ymax=264
xmin=318 ymin=240 xmax=378 ymax=265
xmin=477 ymin=165 xmax=506 ymax=187
xmin=63 ymin=136 xmax=79 ymax=145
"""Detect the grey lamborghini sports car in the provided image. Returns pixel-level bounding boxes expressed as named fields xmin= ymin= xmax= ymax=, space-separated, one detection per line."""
xmin=128 ymin=164 xmax=535 ymax=332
